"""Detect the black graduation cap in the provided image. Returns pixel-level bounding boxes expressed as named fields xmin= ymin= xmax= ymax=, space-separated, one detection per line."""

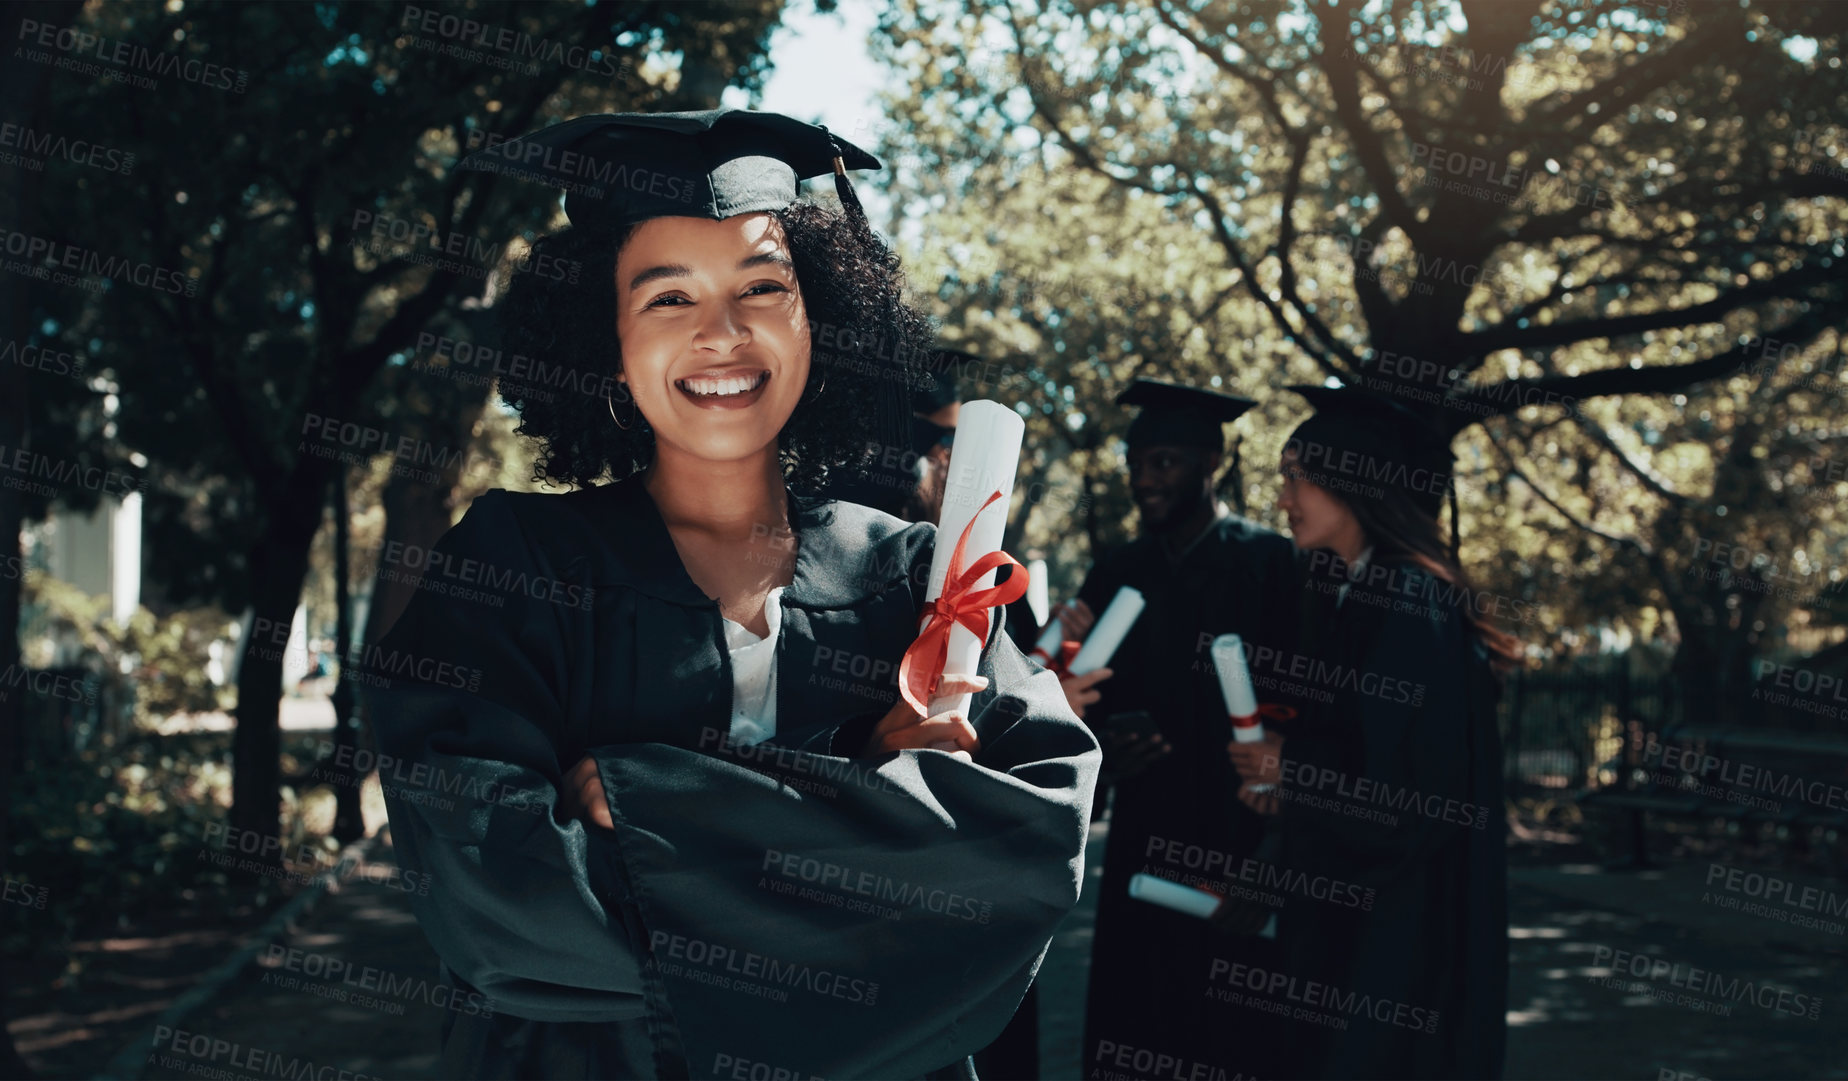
xmin=1282 ymin=384 xmax=1456 ymax=519
xmin=455 ymin=108 xmax=881 ymax=229
xmin=1116 ymin=378 xmax=1258 ymax=451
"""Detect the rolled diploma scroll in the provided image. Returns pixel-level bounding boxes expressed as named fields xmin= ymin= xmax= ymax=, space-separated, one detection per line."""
xmin=920 ymin=399 xmax=1024 ymax=716
xmin=1212 ymin=633 xmax=1264 ymax=742
xmin=1066 ymin=586 xmax=1145 ymax=676
xmin=1212 ymin=633 xmax=1273 ymax=792
xmin=1027 ymin=618 xmax=1064 ymax=666
xmin=1128 ymin=872 xmax=1222 ymax=919
xmin=1026 ymin=557 xmax=1051 ymax=628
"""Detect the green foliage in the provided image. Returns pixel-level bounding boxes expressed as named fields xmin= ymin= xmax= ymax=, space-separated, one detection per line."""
xmin=23 ymin=576 xmax=232 ymax=724
xmin=2 ymin=731 xmax=335 ymax=973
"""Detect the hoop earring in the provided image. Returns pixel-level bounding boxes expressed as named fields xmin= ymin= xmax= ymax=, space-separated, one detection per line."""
xmin=800 ymin=367 xmax=828 ymax=406
xmin=607 ymin=384 xmax=636 ymax=431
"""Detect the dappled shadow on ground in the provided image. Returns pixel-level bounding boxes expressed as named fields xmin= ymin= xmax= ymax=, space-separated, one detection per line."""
xmin=1506 ymin=862 xmax=1845 ymax=1081
xmin=139 ymin=841 xmax=443 ymax=1081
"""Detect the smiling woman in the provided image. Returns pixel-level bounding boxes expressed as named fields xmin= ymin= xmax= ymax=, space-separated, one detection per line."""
xmin=363 ymin=109 xmax=1101 ymax=1081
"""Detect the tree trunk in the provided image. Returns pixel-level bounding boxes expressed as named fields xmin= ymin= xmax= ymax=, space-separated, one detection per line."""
xmin=229 ymin=457 xmax=331 ymax=850
xmin=330 ymin=466 xmax=362 ymax=842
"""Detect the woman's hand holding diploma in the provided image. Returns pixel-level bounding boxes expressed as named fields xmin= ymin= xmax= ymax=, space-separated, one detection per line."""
xmin=865 ymin=673 xmax=987 ymax=760
xmin=1053 ymin=599 xmax=1095 ymax=642
xmin=1060 ymin=667 xmax=1112 ymax=718
xmin=1226 ymin=729 xmax=1284 ymax=815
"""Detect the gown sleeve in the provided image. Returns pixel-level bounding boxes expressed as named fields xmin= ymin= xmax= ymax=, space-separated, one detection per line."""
xmin=364 ymin=489 xmax=648 ymax=1024
xmin=369 ymin=492 xmax=1103 ymax=1080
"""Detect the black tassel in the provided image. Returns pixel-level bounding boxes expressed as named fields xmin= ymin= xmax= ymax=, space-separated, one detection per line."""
xmin=824 ymin=131 xmax=871 ymax=229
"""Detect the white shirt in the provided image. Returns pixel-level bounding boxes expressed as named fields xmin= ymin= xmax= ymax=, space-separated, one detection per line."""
xmin=721 ymin=586 xmax=785 ymax=746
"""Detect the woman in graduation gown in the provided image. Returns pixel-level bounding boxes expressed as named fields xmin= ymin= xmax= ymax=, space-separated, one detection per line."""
xmin=1226 ymin=385 xmax=1519 ymax=1080
xmin=365 ymin=109 xmax=1101 ymax=1081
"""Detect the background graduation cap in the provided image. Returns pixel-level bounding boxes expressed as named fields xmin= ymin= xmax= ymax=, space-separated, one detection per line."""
xmin=1115 ymin=378 xmax=1259 ymax=452
xmin=455 ymin=108 xmax=881 ymax=228
xmin=1283 ymin=383 xmax=1461 ymax=551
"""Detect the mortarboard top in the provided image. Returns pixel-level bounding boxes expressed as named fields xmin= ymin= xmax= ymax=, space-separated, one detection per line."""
xmin=1283 ymin=383 xmax=1455 ymax=517
xmin=1115 ymin=378 xmax=1259 ymax=451
xmin=455 ymin=108 xmax=880 ymax=229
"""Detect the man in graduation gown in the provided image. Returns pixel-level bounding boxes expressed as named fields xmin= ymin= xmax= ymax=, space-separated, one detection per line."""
xmin=1072 ymin=379 xmax=1301 ymax=1080
xmin=365 ymin=473 xmax=1101 ymax=1080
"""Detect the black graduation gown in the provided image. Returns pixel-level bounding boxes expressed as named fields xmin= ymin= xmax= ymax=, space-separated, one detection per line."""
xmin=363 ymin=475 xmax=1102 ymax=1081
xmin=1253 ymin=555 xmax=1507 ymax=1080
xmin=1074 ymin=514 xmax=1300 ymax=1079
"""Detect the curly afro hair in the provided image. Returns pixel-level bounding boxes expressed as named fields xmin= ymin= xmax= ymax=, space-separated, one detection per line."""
xmin=494 ymin=201 xmax=935 ymax=492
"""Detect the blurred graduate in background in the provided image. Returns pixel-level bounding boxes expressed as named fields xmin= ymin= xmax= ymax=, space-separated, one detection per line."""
xmin=1069 ymin=379 xmax=1304 ymax=1080
xmin=1227 ymin=385 xmax=1517 ymax=1079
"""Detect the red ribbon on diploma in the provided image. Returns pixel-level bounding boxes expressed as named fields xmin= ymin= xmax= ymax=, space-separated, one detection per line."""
xmin=1230 ymin=702 xmax=1298 ymax=731
xmin=898 ymin=490 xmax=1028 ymax=715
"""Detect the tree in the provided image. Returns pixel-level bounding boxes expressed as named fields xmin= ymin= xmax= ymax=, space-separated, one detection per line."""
xmin=27 ymin=0 xmax=784 ymax=850
xmin=873 ymin=0 xmax=1848 ymax=720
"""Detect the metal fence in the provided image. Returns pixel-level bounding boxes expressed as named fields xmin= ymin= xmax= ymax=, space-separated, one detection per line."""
xmin=1500 ymin=652 xmax=1682 ymax=795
